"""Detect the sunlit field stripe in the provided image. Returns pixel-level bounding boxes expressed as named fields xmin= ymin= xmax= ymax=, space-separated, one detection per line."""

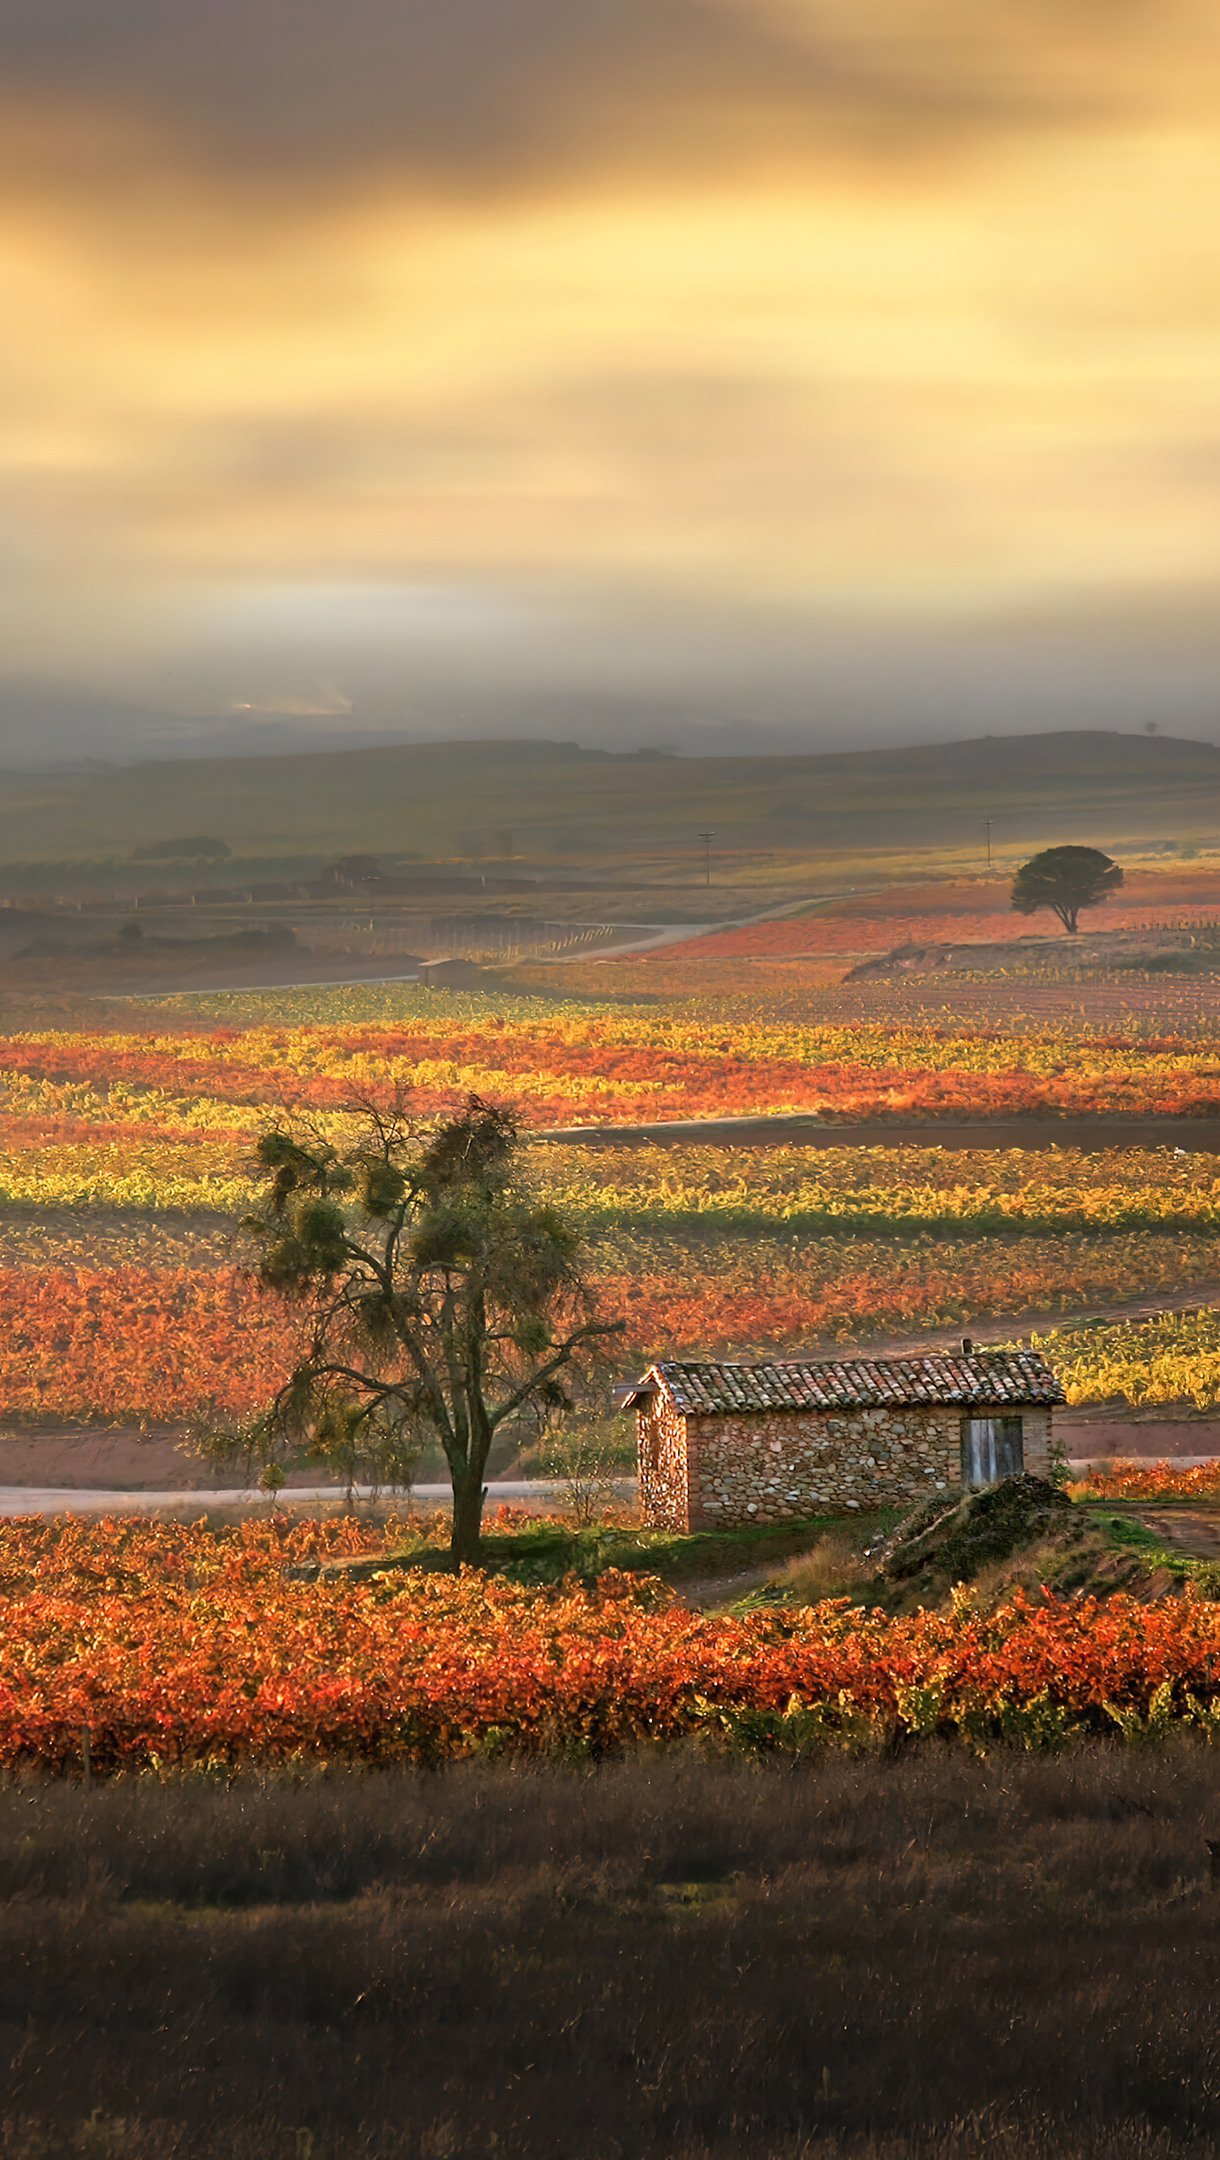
xmin=9 ymin=1131 xmax=1220 ymax=1232
xmin=1032 ymin=1309 xmax=1220 ymax=1410
xmin=2 ymin=993 xmax=1220 ymax=1134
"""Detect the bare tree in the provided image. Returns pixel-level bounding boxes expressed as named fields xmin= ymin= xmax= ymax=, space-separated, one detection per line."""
xmin=540 ymin=1416 xmax=627 ymax=1529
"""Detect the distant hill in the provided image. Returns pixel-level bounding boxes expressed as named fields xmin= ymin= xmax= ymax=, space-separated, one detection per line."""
xmin=0 ymin=729 xmax=1217 ymax=883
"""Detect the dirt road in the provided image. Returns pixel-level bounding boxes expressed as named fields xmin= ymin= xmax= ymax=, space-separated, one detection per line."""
xmin=547 ymin=890 xmax=857 ymax=963
xmin=1124 ymin=1508 xmax=1220 ymax=1560
xmin=0 ymin=1479 xmax=581 ymax=1518
xmin=88 ymin=890 xmax=860 ymax=996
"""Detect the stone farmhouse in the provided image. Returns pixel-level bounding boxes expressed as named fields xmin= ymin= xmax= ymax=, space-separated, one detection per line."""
xmin=625 ymin=1345 xmax=1065 ymax=1532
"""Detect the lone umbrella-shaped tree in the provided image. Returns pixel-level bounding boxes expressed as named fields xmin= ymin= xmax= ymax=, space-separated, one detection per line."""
xmin=240 ymin=1094 xmax=624 ymax=1562
xmin=1011 ymin=846 xmax=1124 ymax=935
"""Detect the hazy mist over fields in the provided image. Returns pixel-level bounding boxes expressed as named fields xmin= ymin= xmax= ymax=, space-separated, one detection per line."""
xmin=2 ymin=2 xmax=1220 ymax=761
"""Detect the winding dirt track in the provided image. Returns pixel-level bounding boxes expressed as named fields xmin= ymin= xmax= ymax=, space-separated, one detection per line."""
xmin=539 ymin=1114 xmax=1220 ymax=1152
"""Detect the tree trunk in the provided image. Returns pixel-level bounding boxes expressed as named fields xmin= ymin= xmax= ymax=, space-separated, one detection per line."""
xmin=450 ymin=1371 xmax=493 ymax=1566
xmin=450 ymin=1464 xmax=486 ymax=1565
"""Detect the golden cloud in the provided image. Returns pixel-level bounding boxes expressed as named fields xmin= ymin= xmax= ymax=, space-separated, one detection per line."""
xmin=0 ymin=0 xmax=1219 ymax=708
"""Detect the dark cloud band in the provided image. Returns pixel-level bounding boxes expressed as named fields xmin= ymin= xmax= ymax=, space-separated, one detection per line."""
xmin=0 ymin=0 xmax=1109 ymax=190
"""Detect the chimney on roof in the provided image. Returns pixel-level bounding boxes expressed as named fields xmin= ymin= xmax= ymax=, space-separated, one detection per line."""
xmin=961 ymin=1337 xmax=974 ymax=1354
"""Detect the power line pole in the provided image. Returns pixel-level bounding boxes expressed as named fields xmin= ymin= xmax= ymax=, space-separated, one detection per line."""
xmin=698 ymin=830 xmax=717 ymax=889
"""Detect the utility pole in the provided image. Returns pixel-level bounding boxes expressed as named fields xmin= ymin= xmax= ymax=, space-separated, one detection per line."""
xmin=984 ymin=818 xmax=994 ymax=873
xmin=698 ymin=830 xmax=717 ymax=889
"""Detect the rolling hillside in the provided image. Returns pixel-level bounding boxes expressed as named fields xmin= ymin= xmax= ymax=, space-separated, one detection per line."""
xmin=1 ymin=729 xmax=1217 ymax=891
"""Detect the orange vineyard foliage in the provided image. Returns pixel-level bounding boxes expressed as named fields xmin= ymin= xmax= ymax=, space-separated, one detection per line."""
xmin=1 ymin=1516 xmax=1218 ymax=1771
xmin=671 ymin=876 xmax=1220 ymax=960
xmin=4 ymin=1237 xmax=1212 ymax=1421
xmin=1069 ymin=1460 xmax=1220 ymax=1500
xmin=683 ymin=906 xmax=1220 ymax=960
xmin=0 ymin=1268 xmax=301 ymax=1421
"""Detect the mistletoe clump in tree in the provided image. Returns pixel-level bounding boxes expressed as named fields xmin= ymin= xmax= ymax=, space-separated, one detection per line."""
xmin=1010 ymin=845 xmax=1124 ymax=935
xmin=242 ymin=1095 xmax=623 ymax=1562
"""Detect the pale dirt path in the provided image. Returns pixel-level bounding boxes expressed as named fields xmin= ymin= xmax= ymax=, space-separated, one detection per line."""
xmin=0 ymin=1453 xmax=1214 ymax=1519
xmin=678 ymin=1560 xmax=794 ymax=1609
xmin=0 ymin=1478 xmax=577 ymax=1518
xmin=546 ymin=889 xmax=859 ymax=963
xmin=859 ymin=1281 xmax=1220 ymax=1359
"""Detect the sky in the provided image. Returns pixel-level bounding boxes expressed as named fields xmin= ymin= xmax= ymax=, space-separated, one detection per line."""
xmin=2 ymin=0 xmax=1220 ymax=760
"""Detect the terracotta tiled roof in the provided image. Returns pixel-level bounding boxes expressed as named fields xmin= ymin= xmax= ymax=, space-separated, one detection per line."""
xmin=624 ymin=1352 xmax=1065 ymax=1416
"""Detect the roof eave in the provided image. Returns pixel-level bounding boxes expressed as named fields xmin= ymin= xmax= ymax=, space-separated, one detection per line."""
xmin=621 ymin=1363 xmax=665 ymax=1410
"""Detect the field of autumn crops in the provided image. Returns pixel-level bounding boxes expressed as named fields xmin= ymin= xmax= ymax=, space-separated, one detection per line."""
xmin=8 ymin=1233 xmax=1219 ymax=1422
xmin=11 ymin=982 xmax=1220 ymax=1122
xmin=5 ymin=981 xmax=1220 ymax=1427
xmin=1070 ymin=1458 xmax=1220 ymax=1499
xmin=3 ymin=1513 xmax=1220 ymax=1770
xmin=1033 ymin=1311 xmax=1220 ymax=1411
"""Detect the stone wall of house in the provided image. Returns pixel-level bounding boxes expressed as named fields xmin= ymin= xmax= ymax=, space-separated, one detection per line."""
xmin=1023 ymin=1406 xmax=1052 ymax=1475
xmin=674 ymin=1403 xmax=1053 ymax=1530
xmin=637 ymin=1392 xmax=691 ymax=1529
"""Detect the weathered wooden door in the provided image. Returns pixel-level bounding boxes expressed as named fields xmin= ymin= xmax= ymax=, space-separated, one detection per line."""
xmin=961 ymin=1414 xmax=1024 ymax=1488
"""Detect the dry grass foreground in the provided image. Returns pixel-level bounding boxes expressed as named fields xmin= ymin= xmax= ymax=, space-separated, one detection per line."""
xmin=0 ymin=1749 xmax=1218 ymax=2159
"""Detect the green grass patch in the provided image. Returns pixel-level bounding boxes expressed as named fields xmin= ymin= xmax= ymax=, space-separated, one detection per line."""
xmin=1094 ymin=1510 xmax=1166 ymax=1553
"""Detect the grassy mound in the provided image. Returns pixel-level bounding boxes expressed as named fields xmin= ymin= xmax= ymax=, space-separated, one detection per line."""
xmin=751 ymin=1477 xmax=1189 ymax=1614
xmin=866 ymin=1475 xmax=1196 ymax=1608
xmin=875 ymin=1476 xmax=1074 ymax=1589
